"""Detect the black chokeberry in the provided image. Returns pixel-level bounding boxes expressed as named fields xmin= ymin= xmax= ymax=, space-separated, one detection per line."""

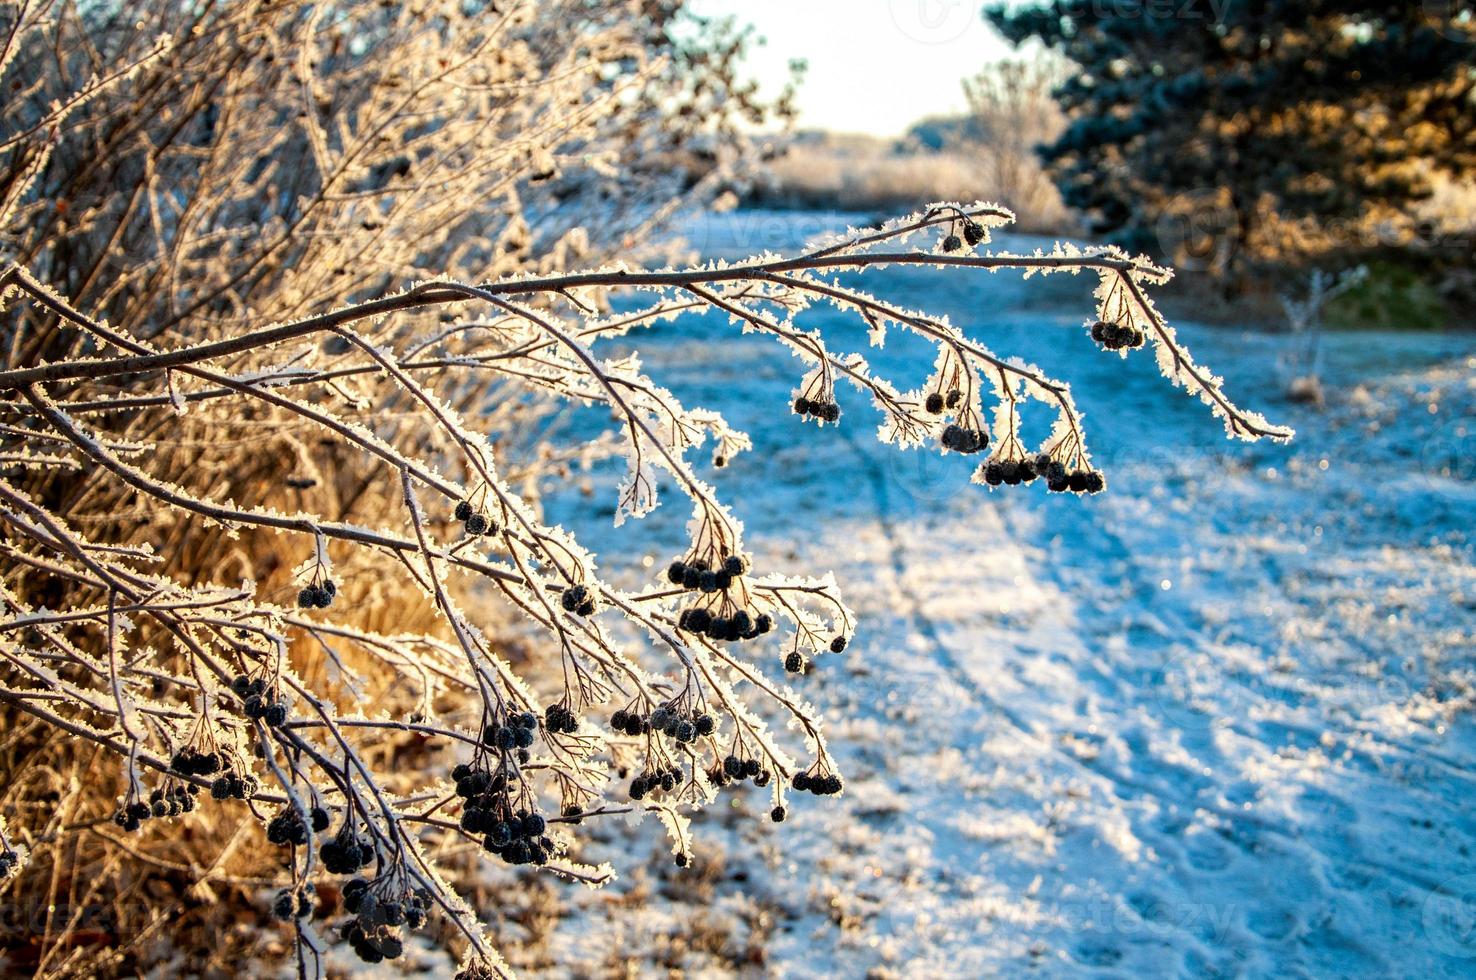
xmin=771 ymin=805 xmax=786 ymax=823
xmin=942 ymin=234 xmax=963 ymax=252
xmin=784 ymin=651 xmax=803 ymax=673
xmin=464 ymin=513 xmax=489 ymax=536
xmin=963 ymin=220 xmax=985 ymax=246
xmin=924 ymin=392 xmax=944 ymax=414
xmin=667 ymin=561 xmax=686 ymax=585
xmin=829 ymin=635 xmax=847 ymax=654
xmin=454 ymin=500 xmax=472 ymax=521
xmin=722 ymin=555 xmax=747 ymax=577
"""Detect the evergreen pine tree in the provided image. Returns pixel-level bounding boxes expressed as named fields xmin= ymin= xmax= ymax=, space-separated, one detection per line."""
xmin=985 ymin=1 xmax=1476 ymax=277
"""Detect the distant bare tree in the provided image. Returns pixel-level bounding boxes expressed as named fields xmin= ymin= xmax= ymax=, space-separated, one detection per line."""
xmin=961 ymin=57 xmax=1071 ymax=231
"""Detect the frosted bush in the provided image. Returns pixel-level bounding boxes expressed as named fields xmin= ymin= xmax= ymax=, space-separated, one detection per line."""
xmin=0 ymin=2 xmax=1289 ymax=976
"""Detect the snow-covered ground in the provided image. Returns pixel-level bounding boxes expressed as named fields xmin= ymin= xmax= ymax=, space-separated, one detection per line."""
xmin=521 ymin=210 xmax=1476 ymax=977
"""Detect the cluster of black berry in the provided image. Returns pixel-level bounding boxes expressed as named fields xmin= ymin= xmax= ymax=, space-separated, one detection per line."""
xmin=793 ymin=396 xmax=840 ymax=422
xmin=543 ymin=703 xmax=579 ymax=735
xmin=481 ymin=809 xmax=553 ymax=866
xmin=271 ymin=885 xmax=315 ymax=921
xmin=610 ymin=705 xmax=653 ymax=736
xmin=483 ymin=711 xmax=539 ymax=749
xmin=677 ymin=606 xmax=773 ymax=643
xmin=985 ymin=453 xmax=1105 ymax=493
xmin=452 ymin=766 xmax=555 ymax=866
xmin=321 ymin=824 xmax=374 ymax=874
xmin=980 ymin=455 xmax=1040 ymax=487
xmin=113 ymin=782 xmax=198 ymax=831
xmin=296 ymin=579 xmax=336 ymax=609
xmin=667 ymin=553 xmax=749 ymax=593
xmin=209 ymin=769 xmax=258 ymax=800
xmin=940 ymin=423 xmax=988 ymax=455
xmin=792 ymin=770 xmax=843 ymax=796
xmin=712 ymin=754 xmax=769 ymax=788
xmin=266 ymin=804 xmax=329 ymax=846
xmin=560 ymin=584 xmax=596 ymax=617
xmin=342 ymin=879 xmax=430 ymax=962
xmin=231 ymin=674 xmax=290 ymax=726
xmin=1090 ymin=319 xmax=1146 ymax=350
xmin=169 ymin=747 xmax=222 ymax=777
xmin=630 ymin=764 xmax=684 ymax=800
xmin=924 ymin=388 xmax=963 ymax=414
xmin=648 ymin=705 xmax=715 ymax=744
xmin=453 ymin=500 xmax=499 ymax=537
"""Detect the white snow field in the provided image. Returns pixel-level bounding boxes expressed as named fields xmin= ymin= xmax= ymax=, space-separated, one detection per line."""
xmin=515 ymin=211 xmax=1476 ymax=978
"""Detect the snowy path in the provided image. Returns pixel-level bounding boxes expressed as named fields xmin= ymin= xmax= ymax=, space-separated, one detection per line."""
xmin=522 ymin=212 xmax=1476 ymax=978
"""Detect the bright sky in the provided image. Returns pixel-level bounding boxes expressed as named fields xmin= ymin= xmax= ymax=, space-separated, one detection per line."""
xmin=688 ymin=0 xmax=1016 ymax=138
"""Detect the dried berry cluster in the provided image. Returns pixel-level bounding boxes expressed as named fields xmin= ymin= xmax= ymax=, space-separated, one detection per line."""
xmin=169 ymin=747 xmax=222 ymax=777
xmin=649 ymin=704 xmax=715 ymax=744
xmin=342 ymin=878 xmax=431 ymax=963
xmin=793 ymin=395 xmax=840 ymax=422
xmin=560 ymin=584 xmax=596 ymax=617
xmin=941 ymin=423 xmax=988 ymax=454
xmin=321 ymin=823 xmax=375 ymax=874
xmin=452 ymin=765 xmax=554 ymax=866
xmin=483 ymin=711 xmax=540 ymax=748
xmin=669 ymin=553 xmax=774 ymax=643
xmin=630 ymin=763 xmax=686 ymax=801
xmin=271 ymin=885 xmax=315 ymax=921
xmin=667 ymin=554 xmax=748 ymax=593
xmin=209 ymin=768 xmax=259 ymax=801
xmin=981 ymin=454 xmax=1105 ymax=494
xmin=266 ymin=804 xmax=329 ymax=847
xmin=295 ymin=579 xmax=337 ymax=609
xmin=1090 ymin=318 xmax=1146 ymax=350
xmin=712 ymin=753 xmax=770 ymax=788
xmin=793 ymin=770 xmax=844 ymax=796
xmin=677 ymin=606 xmax=773 ymax=642
xmin=453 ymin=499 xmax=499 ymax=537
xmin=113 ymin=782 xmax=198 ymax=831
xmin=542 ymin=704 xmax=579 ymax=735
xmin=609 ymin=705 xmax=654 ymax=736
xmin=231 ymin=674 xmax=290 ymax=726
